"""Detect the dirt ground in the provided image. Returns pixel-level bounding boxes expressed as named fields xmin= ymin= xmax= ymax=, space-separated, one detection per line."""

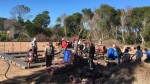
xmin=0 ymin=58 xmax=45 ymax=81
xmin=0 ymin=43 xmax=150 ymax=84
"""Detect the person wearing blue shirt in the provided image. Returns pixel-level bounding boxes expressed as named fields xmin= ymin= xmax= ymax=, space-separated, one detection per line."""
xmin=144 ymin=48 xmax=150 ymax=62
xmin=135 ymin=46 xmax=143 ymax=62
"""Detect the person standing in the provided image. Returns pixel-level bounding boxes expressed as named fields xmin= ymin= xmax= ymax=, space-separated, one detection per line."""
xmin=30 ymin=38 xmax=38 ymax=61
xmin=122 ymin=48 xmax=130 ymax=62
xmin=61 ymin=38 xmax=68 ymax=50
xmin=89 ymin=43 xmax=95 ymax=70
xmin=44 ymin=41 xmax=55 ymax=68
xmin=74 ymin=39 xmax=78 ymax=52
xmin=135 ymin=46 xmax=143 ymax=62
xmin=113 ymin=44 xmax=122 ymax=64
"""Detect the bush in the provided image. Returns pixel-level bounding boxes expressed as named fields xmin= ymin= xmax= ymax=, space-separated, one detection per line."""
xmin=35 ymin=33 xmax=50 ymax=41
xmin=0 ymin=33 xmax=10 ymax=41
xmin=145 ymin=41 xmax=150 ymax=48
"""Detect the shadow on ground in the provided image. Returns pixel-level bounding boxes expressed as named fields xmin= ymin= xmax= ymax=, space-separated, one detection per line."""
xmin=1 ymin=61 xmax=148 ymax=84
xmin=0 ymin=68 xmax=73 ymax=84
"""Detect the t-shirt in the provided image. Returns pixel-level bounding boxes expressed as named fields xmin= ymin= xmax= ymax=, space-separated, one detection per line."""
xmin=62 ymin=41 xmax=68 ymax=48
xmin=98 ymin=45 xmax=104 ymax=53
xmin=145 ymin=50 xmax=150 ymax=58
xmin=27 ymin=51 xmax=33 ymax=57
xmin=136 ymin=49 xmax=143 ymax=60
xmin=122 ymin=53 xmax=130 ymax=61
xmin=45 ymin=45 xmax=54 ymax=56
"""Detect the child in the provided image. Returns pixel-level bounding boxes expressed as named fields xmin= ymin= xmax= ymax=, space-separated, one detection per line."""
xmin=122 ymin=48 xmax=130 ymax=62
xmin=26 ymin=49 xmax=34 ymax=63
xmin=135 ymin=46 xmax=143 ymax=62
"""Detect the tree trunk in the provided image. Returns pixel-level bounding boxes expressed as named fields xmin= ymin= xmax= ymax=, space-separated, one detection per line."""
xmin=78 ymin=28 xmax=84 ymax=38
xmin=64 ymin=26 xmax=67 ymax=37
xmin=122 ymin=29 xmax=125 ymax=44
xmin=101 ymin=33 xmax=103 ymax=44
xmin=140 ymin=33 xmax=145 ymax=44
xmin=115 ymin=26 xmax=118 ymax=40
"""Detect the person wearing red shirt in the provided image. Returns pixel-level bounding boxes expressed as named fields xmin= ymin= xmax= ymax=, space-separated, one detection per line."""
xmin=61 ymin=38 xmax=68 ymax=50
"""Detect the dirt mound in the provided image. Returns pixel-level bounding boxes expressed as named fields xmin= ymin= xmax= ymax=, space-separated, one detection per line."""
xmin=105 ymin=62 xmax=150 ymax=84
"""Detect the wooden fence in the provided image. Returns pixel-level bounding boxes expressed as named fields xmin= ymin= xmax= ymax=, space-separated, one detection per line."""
xmin=0 ymin=42 xmax=58 ymax=52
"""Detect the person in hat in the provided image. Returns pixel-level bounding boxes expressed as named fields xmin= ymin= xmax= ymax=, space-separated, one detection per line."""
xmin=61 ymin=38 xmax=68 ymax=50
xmin=30 ymin=38 xmax=38 ymax=62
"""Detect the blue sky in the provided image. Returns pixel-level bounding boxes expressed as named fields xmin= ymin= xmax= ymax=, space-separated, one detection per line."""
xmin=0 ymin=0 xmax=150 ymax=26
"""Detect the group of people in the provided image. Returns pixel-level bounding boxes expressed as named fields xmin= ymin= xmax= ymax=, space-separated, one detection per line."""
xmin=26 ymin=37 xmax=150 ymax=70
xmin=26 ymin=38 xmax=38 ymax=63
xmin=107 ymin=44 xmax=150 ymax=64
xmin=26 ymin=38 xmax=55 ymax=69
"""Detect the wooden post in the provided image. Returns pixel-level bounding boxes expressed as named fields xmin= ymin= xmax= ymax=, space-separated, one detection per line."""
xmin=28 ymin=62 xmax=30 ymax=69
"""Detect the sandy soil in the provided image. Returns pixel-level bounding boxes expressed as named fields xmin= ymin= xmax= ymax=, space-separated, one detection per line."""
xmin=0 ymin=43 xmax=150 ymax=83
xmin=0 ymin=58 xmax=45 ymax=81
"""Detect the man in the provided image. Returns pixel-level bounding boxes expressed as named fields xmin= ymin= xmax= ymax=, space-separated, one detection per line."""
xmin=61 ymin=38 xmax=68 ymax=50
xmin=113 ymin=44 xmax=122 ymax=64
xmin=135 ymin=46 xmax=143 ymax=62
xmin=144 ymin=48 xmax=150 ymax=62
xmin=89 ymin=43 xmax=95 ymax=70
xmin=44 ymin=41 xmax=55 ymax=68
xmin=30 ymin=38 xmax=38 ymax=60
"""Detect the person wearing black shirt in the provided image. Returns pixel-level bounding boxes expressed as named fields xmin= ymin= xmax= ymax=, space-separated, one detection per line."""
xmin=89 ymin=43 xmax=95 ymax=70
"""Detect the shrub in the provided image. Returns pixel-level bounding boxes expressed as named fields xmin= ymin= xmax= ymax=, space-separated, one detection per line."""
xmin=35 ymin=33 xmax=49 ymax=41
xmin=145 ymin=41 xmax=150 ymax=48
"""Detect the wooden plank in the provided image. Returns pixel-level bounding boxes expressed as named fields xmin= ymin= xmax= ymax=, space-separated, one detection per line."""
xmin=12 ymin=54 xmax=43 ymax=58
xmin=0 ymin=51 xmax=62 ymax=69
xmin=6 ymin=50 xmax=44 ymax=54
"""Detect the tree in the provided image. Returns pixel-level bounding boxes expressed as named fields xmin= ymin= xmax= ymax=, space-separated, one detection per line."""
xmin=64 ymin=12 xmax=82 ymax=37
xmin=0 ymin=17 xmax=7 ymax=32
xmin=90 ymin=4 xmax=116 ymax=41
xmin=56 ymin=17 xmax=61 ymax=24
xmin=120 ymin=10 xmax=127 ymax=44
xmin=81 ymin=8 xmax=93 ymax=39
xmin=10 ymin=5 xmax=30 ymax=21
xmin=61 ymin=14 xmax=67 ymax=36
xmin=130 ymin=6 xmax=150 ymax=44
xmin=82 ymin=8 xmax=93 ymax=22
xmin=33 ymin=11 xmax=50 ymax=28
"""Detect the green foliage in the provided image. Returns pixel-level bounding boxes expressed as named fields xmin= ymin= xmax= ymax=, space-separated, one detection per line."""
xmin=43 ymin=28 xmax=52 ymax=37
xmin=142 ymin=23 xmax=150 ymax=42
xmin=53 ymin=24 xmax=64 ymax=37
xmin=124 ymin=33 xmax=136 ymax=44
xmin=0 ymin=17 xmax=7 ymax=31
xmin=145 ymin=41 xmax=150 ymax=48
xmin=82 ymin=8 xmax=93 ymax=21
xmin=0 ymin=32 xmax=10 ymax=41
xmin=33 ymin=11 xmax=50 ymax=28
xmin=24 ymin=20 xmax=36 ymax=37
xmin=0 ymin=4 xmax=149 ymax=44
xmin=64 ymin=12 xmax=82 ymax=37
